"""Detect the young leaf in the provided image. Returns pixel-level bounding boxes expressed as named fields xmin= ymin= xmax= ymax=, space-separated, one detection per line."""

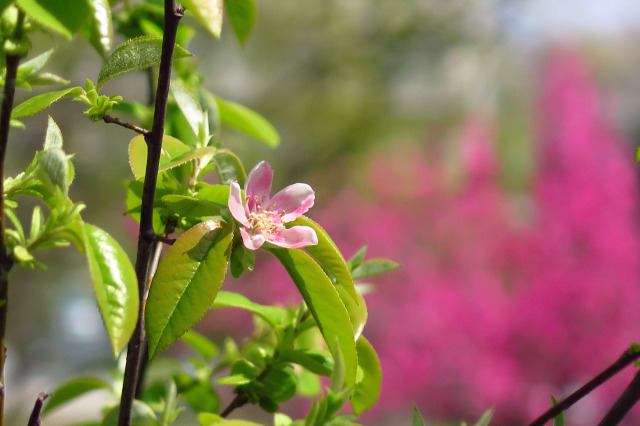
xmin=181 ymin=0 xmax=223 ymax=38
xmin=551 ymin=396 xmax=565 ymax=426
xmin=97 ymin=35 xmax=192 ymax=89
xmin=38 ymin=149 xmax=69 ymax=194
xmin=81 ymin=0 xmax=112 ymax=59
xmin=288 ymin=216 xmax=358 ymax=303
xmin=215 ymin=95 xmax=280 ymax=147
xmin=41 ymin=376 xmax=110 ymax=415
xmin=351 ymin=337 xmax=382 ymax=415
xmin=44 ymin=116 xmax=63 ymax=149
xmin=351 ymin=258 xmax=401 ymax=281
xmin=81 ymin=223 xmax=139 ymax=356
xmin=412 ymin=403 xmax=426 ymax=426
xmin=213 ymin=149 xmax=246 ymax=186
xmin=162 ymin=195 xmax=222 ymax=218
xmin=223 ymin=0 xmax=256 ymax=45
xmin=15 ymin=0 xmax=72 ymax=38
xmin=212 ymin=290 xmax=285 ymax=329
xmin=11 ymin=87 xmax=83 ymax=119
xmin=266 ymin=247 xmax=358 ymax=388
xmin=146 ymin=220 xmax=233 ymax=359
xmin=347 ymin=245 xmax=367 ymax=270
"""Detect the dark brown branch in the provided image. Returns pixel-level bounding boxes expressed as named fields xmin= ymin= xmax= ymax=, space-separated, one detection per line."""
xmin=528 ymin=347 xmax=640 ymax=426
xmin=27 ymin=392 xmax=50 ymax=426
xmin=118 ymin=2 xmax=183 ymax=425
xmin=220 ymin=393 xmax=249 ymax=418
xmin=103 ymin=115 xmax=149 ymax=135
xmin=598 ymin=367 xmax=640 ymax=425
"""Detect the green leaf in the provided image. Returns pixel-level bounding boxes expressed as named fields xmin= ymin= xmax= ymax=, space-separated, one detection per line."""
xmin=351 ymin=258 xmax=400 ymax=281
xmin=12 ymin=87 xmax=83 ymax=119
xmin=81 ymin=223 xmax=139 ymax=356
xmin=19 ymin=48 xmax=55 ymax=75
xmin=38 ymin=149 xmax=69 ymax=194
xmin=101 ymin=400 xmax=157 ymax=426
xmin=146 ymin=220 xmax=233 ymax=359
xmin=347 ymin=245 xmax=367 ymax=270
xmin=216 ymin=374 xmax=251 ymax=386
xmin=181 ymin=330 xmax=218 ymax=360
xmin=223 ymin=0 xmax=256 ymax=45
xmin=159 ymin=147 xmax=216 ymax=175
xmin=97 ymin=35 xmax=192 ymax=89
xmin=15 ymin=0 xmax=72 ymax=38
xmin=215 ymin=96 xmax=279 ymax=147
xmin=44 ymin=116 xmax=63 ymax=149
xmin=551 ymin=396 xmax=565 ymax=426
xmin=42 ymin=376 xmax=110 ymax=415
xmin=171 ymin=84 xmax=203 ymax=138
xmin=279 ymin=348 xmax=333 ymax=377
xmin=289 ymin=216 xmax=358 ymax=303
xmin=81 ymin=0 xmax=112 ymax=59
xmin=196 ymin=183 xmax=230 ymax=205
xmin=162 ymin=195 xmax=222 ymax=218
xmin=213 ymin=149 xmax=246 ymax=186
xmin=266 ymin=247 xmax=357 ymax=388
xmin=198 ymin=413 xmax=263 ymax=426
xmin=181 ymin=0 xmax=223 ymax=38
xmin=351 ymin=337 xmax=381 ymax=415
xmin=412 ymin=403 xmax=426 ymax=426
xmin=128 ymin=134 xmax=190 ymax=179
xmin=212 ymin=290 xmax=285 ymax=329
xmin=335 ymin=285 xmax=366 ymax=341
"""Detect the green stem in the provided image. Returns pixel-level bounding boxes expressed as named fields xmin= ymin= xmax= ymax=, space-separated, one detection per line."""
xmin=118 ymin=2 xmax=183 ymax=425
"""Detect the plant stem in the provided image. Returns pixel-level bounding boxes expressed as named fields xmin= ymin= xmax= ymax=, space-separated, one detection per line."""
xmin=598 ymin=368 xmax=640 ymax=425
xmin=528 ymin=347 xmax=640 ymax=426
xmin=0 ymin=39 xmax=22 ymax=425
xmin=103 ymin=115 xmax=149 ymax=135
xmin=220 ymin=394 xmax=249 ymax=418
xmin=27 ymin=392 xmax=50 ymax=426
xmin=118 ymin=2 xmax=183 ymax=425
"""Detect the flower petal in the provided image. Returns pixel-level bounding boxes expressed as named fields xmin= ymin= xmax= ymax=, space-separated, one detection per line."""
xmin=269 ymin=225 xmax=318 ymax=249
xmin=245 ymin=161 xmax=273 ymax=212
xmin=228 ymin=181 xmax=249 ymax=226
xmin=268 ymin=183 xmax=315 ymax=222
xmin=240 ymin=227 xmax=266 ymax=250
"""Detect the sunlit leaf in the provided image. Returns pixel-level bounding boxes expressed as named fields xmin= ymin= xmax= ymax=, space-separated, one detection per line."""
xmin=351 ymin=336 xmax=382 ymax=415
xmin=181 ymin=0 xmax=223 ymax=38
xmin=44 ymin=115 xmax=63 ymax=149
xmin=212 ymin=290 xmax=285 ymax=329
xmin=146 ymin=220 xmax=233 ymax=359
xmin=81 ymin=223 xmax=138 ymax=356
xmin=128 ymin=134 xmax=190 ymax=179
xmin=267 ymin=247 xmax=357 ymax=388
xmin=12 ymin=87 xmax=83 ymax=119
xmin=15 ymin=0 xmax=72 ymax=38
xmin=215 ymin=96 xmax=279 ymax=147
xmin=223 ymin=0 xmax=256 ymax=45
xmin=171 ymin=84 xmax=203 ymax=137
xmin=213 ymin=149 xmax=246 ymax=186
xmin=97 ymin=35 xmax=192 ymax=89
xmin=162 ymin=194 xmax=222 ymax=218
xmin=81 ymin=0 xmax=112 ymax=59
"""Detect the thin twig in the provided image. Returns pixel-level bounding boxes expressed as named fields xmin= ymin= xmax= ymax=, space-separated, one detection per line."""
xmin=220 ymin=393 xmax=249 ymax=418
xmin=118 ymin=2 xmax=183 ymax=425
xmin=27 ymin=392 xmax=50 ymax=426
xmin=103 ymin=115 xmax=149 ymax=135
xmin=528 ymin=348 xmax=640 ymax=426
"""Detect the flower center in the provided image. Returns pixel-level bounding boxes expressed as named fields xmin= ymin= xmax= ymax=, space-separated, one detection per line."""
xmin=247 ymin=206 xmax=282 ymax=237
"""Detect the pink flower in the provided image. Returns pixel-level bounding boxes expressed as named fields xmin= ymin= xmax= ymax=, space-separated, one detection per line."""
xmin=228 ymin=161 xmax=318 ymax=250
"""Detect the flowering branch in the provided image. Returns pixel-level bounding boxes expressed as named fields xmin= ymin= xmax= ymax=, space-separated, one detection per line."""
xmin=118 ymin=1 xmax=183 ymax=424
xmin=528 ymin=346 xmax=640 ymax=426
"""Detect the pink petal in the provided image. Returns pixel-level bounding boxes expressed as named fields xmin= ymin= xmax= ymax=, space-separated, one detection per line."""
xmin=268 ymin=225 xmax=318 ymax=249
xmin=245 ymin=161 xmax=273 ymax=212
xmin=228 ymin=181 xmax=249 ymax=226
xmin=240 ymin=227 xmax=266 ymax=250
xmin=268 ymin=183 xmax=315 ymax=222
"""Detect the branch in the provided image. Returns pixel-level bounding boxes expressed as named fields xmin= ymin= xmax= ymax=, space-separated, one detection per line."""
xmin=220 ymin=393 xmax=249 ymax=418
xmin=118 ymin=2 xmax=183 ymax=425
xmin=598 ymin=367 xmax=640 ymax=425
xmin=27 ymin=392 xmax=50 ymax=426
xmin=528 ymin=347 xmax=640 ymax=426
xmin=103 ymin=115 xmax=149 ymax=135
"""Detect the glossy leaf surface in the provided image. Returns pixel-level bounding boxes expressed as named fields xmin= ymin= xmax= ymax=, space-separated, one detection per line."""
xmin=212 ymin=290 xmax=285 ymax=329
xmin=81 ymin=0 xmax=112 ymax=59
xmin=351 ymin=258 xmax=401 ymax=281
xmin=181 ymin=0 xmax=223 ymax=38
xmin=267 ymin=247 xmax=357 ymax=387
xmin=351 ymin=336 xmax=382 ymax=415
xmin=97 ymin=35 xmax=192 ymax=89
xmin=82 ymin=223 xmax=138 ymax=356
xmin=146 ymin=220 xmax=233 ymax=359
xmin=16 ymin=0 xmax=72 ymax=38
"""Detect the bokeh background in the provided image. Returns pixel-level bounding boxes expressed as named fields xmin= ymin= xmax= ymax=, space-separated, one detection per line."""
xmin=7 ymin=0 xmax=640 ymax=424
